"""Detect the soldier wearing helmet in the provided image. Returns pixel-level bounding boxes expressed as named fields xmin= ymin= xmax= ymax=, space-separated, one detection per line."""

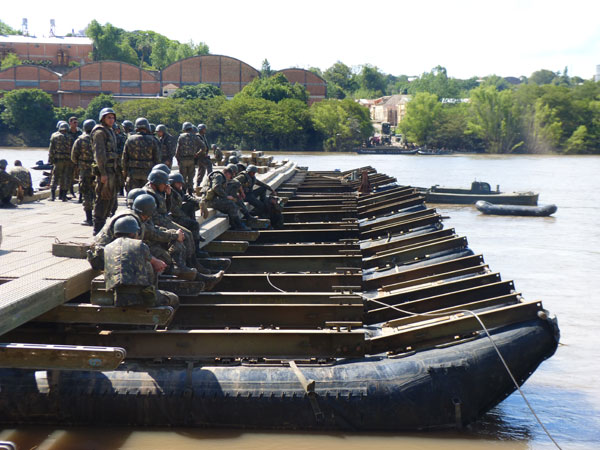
xmin=238 ymin=164 xmax=275 ymax=217
xmin=103 ymin=215 xmax=179 ymax=308
xmin=91 ymin=107 xmax=119 ymax=235
xmin=0 ymin=159 xmax=23 ymax=208
xmin=175 ymin=121 xmax=200 ymax=195
xmin=66 ymin=116 xmax=82 ymax=200
xmin=168 ymin=171 xmax=206 ymax=255
xmin=156 ymin=124 xmax=175 ymax=168
xmin=122 ymin=120 xmax=135 ymax=136
xmin=71 ymin=119 xmax=97 ymax=226
xmin=201 ymin=165 xmax=249 ymax=231
xmin=48 ymin=120 xmax=72 ymax=202
xmin=211 ymin=144 xmax=223 ymax=164
xmin=122 ymin=117 xmax=161 ymax=192
xmin=194 ymin=123 xmax=212 ymax=190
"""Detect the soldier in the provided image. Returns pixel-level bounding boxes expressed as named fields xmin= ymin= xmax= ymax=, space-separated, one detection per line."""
xmin=66 ymin=116 xmax=82 ymax=200
xmin=122 ymin=120 xmax=135 ymax=137
xmin=71 ymin=119 xmax=96 ymax=226
xmin=103 ymin=215 xmax=179 ymax=308
xmin=48 ymin=121 xmax=73 ymax=202
xmin=91 ymin=107 xmax=119 ymax=235
xmin=0 ymin=159 xmax=22 ymax=208
xmin=122 ymin=117 xmax=161 ymax=192
xmin=241 ymin=164 xmax=275 ymax=217
xmin=195 ymin=123 xmax=212 ymax=189
xmin=156 ymin=124 xmax=175 ymax=168
xmin=175 ymin=122 xmax=198 ymax=195
xmin=201 ymin=164 xmax=249 ymax=231
xmin=168 ymin=172 xmax=205 ymax=254
xmin=212 ymin=144 xmax=223 ymax=164
xmin=9 ymin=160 xmax=34 ymax=200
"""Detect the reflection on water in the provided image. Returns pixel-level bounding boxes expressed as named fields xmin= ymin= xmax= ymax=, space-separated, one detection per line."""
xmin=1 ymin=150 xmax=599 ymax=449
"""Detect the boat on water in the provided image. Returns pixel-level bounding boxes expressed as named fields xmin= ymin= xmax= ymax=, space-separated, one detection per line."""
xmin=356 ymin=147 xmax=419 ymax=155
xmin=417 ymin=149 xmax=453 ymax=156
xmin=476 ymin=200 xmax=557 ymax=217
xmin=0 ymin=164 xmax=558 ymax=431
xmin=418 ymin=181 xmax=539 ymax=205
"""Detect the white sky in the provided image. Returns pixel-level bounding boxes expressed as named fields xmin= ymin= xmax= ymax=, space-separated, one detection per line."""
xmin=3 ymin=0 xmax=600 ymax=79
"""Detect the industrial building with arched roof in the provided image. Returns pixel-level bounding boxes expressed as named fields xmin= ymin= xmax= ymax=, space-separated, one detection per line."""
xmin=0 ymin=53 xmax=327 ymax=108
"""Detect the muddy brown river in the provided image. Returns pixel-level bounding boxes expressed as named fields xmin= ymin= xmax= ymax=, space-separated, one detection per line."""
xmin=0 ymin=149 xmax=598 ymax=449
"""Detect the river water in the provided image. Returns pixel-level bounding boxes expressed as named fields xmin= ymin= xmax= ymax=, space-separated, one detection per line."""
xmin=0 ymin=148 xmax=599 ymax=450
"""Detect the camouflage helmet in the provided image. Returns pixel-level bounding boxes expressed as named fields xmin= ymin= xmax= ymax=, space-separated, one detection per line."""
xmin=113 ymin=215 xmax=140 ymax=235
xmin=211 ymin=144 xmax=217 ymax=149
xmin=197 ymin=123 xmax=206 ymax=131
xmin=247 ymin=164 xmax=259 ymax=174
xmin=135 ymin=117 xmax=150 ymax=131
xmin=168 ymin=172 xmax=185 ymax=185
xmin=192 ymin=125 xmax=198 ymax=133
xmin=56 ymin=120 xmax=67 ymax=130
xmin=122 ymin=120 xmax=134 ymax=133
xmin=237 ymin=163 xmax=247 ymax=172
xmin=58 ymin=122 xmax=69 ymax=132
xmin=126 ymin=188 xmax=145 ymax=208
xmin=152 ymin=163 xmax=170 ymax=174
xmin=156 ymin=124 xmax=167 ymax=133
xmin=0 ymin=159 xmax=7 ymax=169
xmin=149 ymin=123 xmax=156 ymax=133
xmin=225 ymin=163 xmax=238 ymax=175
xmin=148 ymin=169 xmax=169 ymax=186
xmin=228 ymin=156 xmax=239 ymax=164
xmin=98 ymin=107 xmax=116 ymax=123
xmin=82 ymin=119 xmax=96 ymax=133
xmin=132 ymin=194 xmax=157 ymax=217
xmin=182 ymin=122 xmax=193 ymax=131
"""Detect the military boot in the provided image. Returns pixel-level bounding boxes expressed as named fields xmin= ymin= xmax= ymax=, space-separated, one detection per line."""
xmin=60 ymin=190 xmax=68 ymax=202
xmin=78 ymin=191 xmax=83 ymax=203
xmin=49 ymin=189 xmax=56 ymax=201
xmin=231 ymin=217 xmax=251 ymax=231
xmin=197 ymin=257 xmax=231 ymax=272
xmin=195 ymin=270 xmax=224 ymax=291
xmin=81 ymin=210 xmax=93 ymax=226
xmin=92 ymin=219 xmax=105 ymax=236
xmin=173 ymin=265 xmax=197 ymax=281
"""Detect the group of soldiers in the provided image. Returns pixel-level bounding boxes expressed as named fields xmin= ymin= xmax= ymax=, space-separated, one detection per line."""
xmin=0 ymin=159 xmax=34 ymax=208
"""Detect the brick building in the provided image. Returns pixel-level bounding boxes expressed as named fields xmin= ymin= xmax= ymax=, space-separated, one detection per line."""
xmin=0 ymin=35 xmax=92 ymax=68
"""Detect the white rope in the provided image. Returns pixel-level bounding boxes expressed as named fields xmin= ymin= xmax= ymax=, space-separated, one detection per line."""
xmin=265 ymin=273 xmax=286 ymax=293
xmin=367 ymin=296 xmax=562 ymax=450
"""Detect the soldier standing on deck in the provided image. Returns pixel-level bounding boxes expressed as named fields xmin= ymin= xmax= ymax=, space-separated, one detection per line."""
xmin=48 ymin=121 xmax=73 ymax=202
xmin=66 ymin=116 xmax=82 ymax=200
xmin=91 ymin=108 xmax=119 ymax=235
xmin=156 ymin=124 xmax=175 ymax=168
xmin=71 ymin=119 xmax=96 ymax=226
xmin=114 ymin=123 xmax=127 ymax=197
xmin=175 ymin=122 xmax=198 ymax=195
xmin=195 ymin=123 xmax=212 ymax=189
xmin=212 ymin=144 xmax=223 ymax=164
xmin=122 ymin=118 xmax=160 ymax=192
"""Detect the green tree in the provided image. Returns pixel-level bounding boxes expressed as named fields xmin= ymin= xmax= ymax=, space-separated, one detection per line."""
xmin=150 ymin=35 xmax=169 ymax=69
xmin=1 ymin=53 xmax=22 ymax=70
xmin=261 ymin=59 xmax=273 ymax=78
xmin=85 ymin=93 xmax=115 ymax=122
xmin=54 ymin=106 xmax=85 ymax=124
xmin=323 ymin=62 xmax=358 ymax=94
xmin=408 ymin=66 xmax=461 ymax=99
xmin=310 ymin=99 xmax=372 ymax=151
xmin=467 ymin=86 xmax=523 ymax=153
xmin=171 ymin=83 xmax=225 ymax=100
xmin=521 ymin=99 xmax=562 ymax=153
xmin=239 ymin=73 xmax=309 ymax=103
xmin=529 ymin=69 xmax=556 ymax=85
xmin=0 ymin=89 xmax=55 ymax=144
xmin=564 ymin=125 xmax=588 ymax=154
xmin=0 ymin=20 xmax=20 ymax=35
xmin=399 ymin=92 xmax=442 ymax=145
xmin=356 ymin=65 xmax=387 ymax=97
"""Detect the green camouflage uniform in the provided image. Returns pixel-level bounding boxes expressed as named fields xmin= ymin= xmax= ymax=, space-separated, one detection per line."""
xmin=203 ymin=171 xmax=239 ymax=222
xmin=104 ymin=237 xmax=178 ymax=307
xmin=175 ymin=132 xmax=198 ymax=194
xmin=67 ymin=127 xmax=82 ymax=192
xmin=195 ymin=133 xmax=212 ymax=189
xmin=91 ymin=123 xmax=119 ymax=227
xmin=169 ymin=186 xmax=202 ymax=246
xmin=0 ymin=168 xmax=22 ymax=206
xmin=159 ymin=133 xmax=176 ymax=167
xmin=48 ymin=131 xmax=73 ymax=192
xmin=143 ymin=182 xmax=196 ymax=266
xmin=8 ymin=166 xmax=33 ymax=197
xmin=71 ymin=132 xmax=95 ymax=212
xmin=123 ymin=132 xmax=160 ymax=191
xmin=115 ymin=130 xmax=127 ymax=194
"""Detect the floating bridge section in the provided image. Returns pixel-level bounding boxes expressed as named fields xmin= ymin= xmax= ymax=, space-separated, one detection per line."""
xmin=0 ymin=164 xmax=548 ymax=368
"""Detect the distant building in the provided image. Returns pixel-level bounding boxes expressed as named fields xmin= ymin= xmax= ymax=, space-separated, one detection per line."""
xmin=370 ymin=94 xmax=411 ymax=126
xmin=0 ymin=35 xmax=92 ymax=67
xmin=162 ymin=83 xmax=179 ymax=97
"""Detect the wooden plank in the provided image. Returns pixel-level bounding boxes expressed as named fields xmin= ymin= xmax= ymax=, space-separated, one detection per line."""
xmin=4 ymin=329 xmax=367 ymax=359
xmin=0 ymin=343 xmax=126 ymax=371
xmin=35 ymin=304 xmax=176 ymax=326
xmin=219 ymin=230 xmax=260 ymax=241
xmin=197 ymin=215 xmax=230 ymax=249
xmin=368 ymin=301 xmax=542 ymax=354
xmin=203 ymin=240 xmax=250 ymax=253
xmin=51 ymin=242 xmax=90 ymax=259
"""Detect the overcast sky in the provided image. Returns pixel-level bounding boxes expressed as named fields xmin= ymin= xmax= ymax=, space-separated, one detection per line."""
xmin=3 ymin=0 xmax=600 ymax=79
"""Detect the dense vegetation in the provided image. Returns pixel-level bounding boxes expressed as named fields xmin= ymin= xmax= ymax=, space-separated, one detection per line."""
xmin=0 ymin=75 xmax=373 ymax=151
